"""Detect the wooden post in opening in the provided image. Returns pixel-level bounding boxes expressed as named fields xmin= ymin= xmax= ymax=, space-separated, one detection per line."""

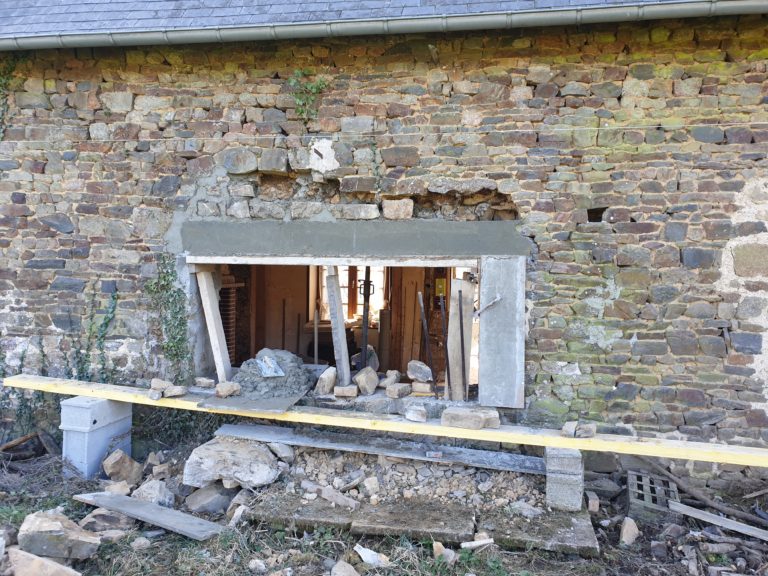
xmin=326 ymin=266 xmax=351 ymax=387
xmin=197 ymin=269 xmax=232 ymax=383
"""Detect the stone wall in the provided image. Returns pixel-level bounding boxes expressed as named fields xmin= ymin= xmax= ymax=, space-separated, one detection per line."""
xmin=1 ymin=15 xmax=768 ymax=471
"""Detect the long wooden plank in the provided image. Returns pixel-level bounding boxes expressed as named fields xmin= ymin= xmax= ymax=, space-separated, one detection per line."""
xmin=6 ymin=375 xmax=768 ymax=468
xmin=196 ymin=270 xmax=232 ymax=383
xmin=73 ymin=492 xmax=223 ymax=541
xmin=215 ymin=423 xmax=545 ymax=474
xmin=326 ymin=266 xmax=351 ymax=387
xmin=478 ymin=256 xmax=526 ymax=408
xmin=669 ymin=501 xmax=768 ymax=542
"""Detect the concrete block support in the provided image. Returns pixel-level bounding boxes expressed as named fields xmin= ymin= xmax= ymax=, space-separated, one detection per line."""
xmin=60 ymin=396 xmax=132 ymax=479
xmin=546 ymin=447 xmax=584 ymax=512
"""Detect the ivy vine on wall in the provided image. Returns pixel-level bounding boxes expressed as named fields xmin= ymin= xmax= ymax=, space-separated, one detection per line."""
xmin=146 ymin=254 xmax=192 ymax=384
xmin=0 ymin=53 xmax=23 ymax=141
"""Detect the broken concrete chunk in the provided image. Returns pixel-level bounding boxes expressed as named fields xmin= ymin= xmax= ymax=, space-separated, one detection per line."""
xmin=353 ymin=543 xmax=391 ymax=567
xmin=267 ymin=442 xmax=295 ymax=464
xmin=386 ymin=383 xmax=411 ymax=399
xmin=103 ymin=480 xmax=131 ymax=496
xmin=183 ymin=437 xmax=280 ymax=489
xmin=351 ymin=346 xmax=379 ymax=371
xmin=148 ymin=390 xmax=162 ymax=401
xmin=18 ymin=510 xmax=101 ymax=560
xmin=378 ymin=369 xmax=400 ymax=388
xmin=507 ymin=499 xmax=544 ymax=519
xmin=301 ymin=480 xmax=359 ymax=510
xmin=185 ymin=482 xmax=239 ymax=514
xmin=334 ymin=385 xmax=358 ymax=398
xmin=130 ymin=536 xmax=151 ymax=551
xmin=102 ymin=449 xmax=143 ymax=486
xmin=404 ymin=404 xmax=427 ymax=422
xmin=98 ymin=530 xmax=128 ymax=543
xmin=162 ymin=385 xmax=188 ymax=398
xmin=361 ymin=476 xmax=380 ymax=496
xmin=8 ymin=547 xmax=83 ymax=576
xmin=620 ymin=517 xmax=640 ymax=546
xmin=331 ymin=560 xmax=360 ymax=576
xmin=194 ymin=377 xmax=215 ymax=388
xmin=215 ymin=381 xmax=242 ymax=398
xmin=432 ymin=541 xmax=458 ymax=565
xmin=314 ymin=366 xmax=337 ymax=395
xmin=407 ymin=360 xmax=433 ymax=382
xmin=411 ymin=381 xmax=433 ymax=394
xmin=440 ymin=407 xmax=500 ymax=430
xmin=353 ymin=366 xmax=379 ymax=396
xmin=150 ymin=378 xmax=173 ymax=391
xmin=226 ymin=489 xmax=253 ymax=519
xmin=131 ymin=479 xmax=175 ymax=508
xmin=78 ymin=508 xmax=135 ymax=532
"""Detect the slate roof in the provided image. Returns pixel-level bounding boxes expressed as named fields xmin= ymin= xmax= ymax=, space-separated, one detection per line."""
xmin=0 ymin=0 xmax=761 ymax=44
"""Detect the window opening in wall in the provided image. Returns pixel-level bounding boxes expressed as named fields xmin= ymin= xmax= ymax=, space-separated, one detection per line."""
xmin=216 ymin=264 xmax=485 ymax=394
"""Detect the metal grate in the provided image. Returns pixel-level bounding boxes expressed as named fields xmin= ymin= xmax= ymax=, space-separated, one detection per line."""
xmin=219 ymin=286 xmax=237 ymax=364
xmin=627 ymin=470 xmax=682 ymax=525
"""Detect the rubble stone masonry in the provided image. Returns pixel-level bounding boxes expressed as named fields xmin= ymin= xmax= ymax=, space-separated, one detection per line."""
xmin=1 ymin=16 xmax=768 ymax=472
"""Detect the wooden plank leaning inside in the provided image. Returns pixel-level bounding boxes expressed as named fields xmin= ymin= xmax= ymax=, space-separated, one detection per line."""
xmin=5 ymin=374 xmax=768 ymax=469
xmin=74 ymin=492 xmax=222 ymax=541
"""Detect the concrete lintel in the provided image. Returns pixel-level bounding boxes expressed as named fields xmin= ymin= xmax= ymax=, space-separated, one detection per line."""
xmin=182 ymin=220 xmax=530 ymax=263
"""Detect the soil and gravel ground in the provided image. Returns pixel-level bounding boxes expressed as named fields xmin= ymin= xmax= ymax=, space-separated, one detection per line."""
xmin=0 ymin=446 xmax=711 ymax=576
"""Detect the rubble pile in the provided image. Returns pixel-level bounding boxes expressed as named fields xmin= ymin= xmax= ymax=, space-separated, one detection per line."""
xmin=282 ymin=448 xmax=544 ymax=512
xmin=234 ymin=349 xmax=312 ymax=399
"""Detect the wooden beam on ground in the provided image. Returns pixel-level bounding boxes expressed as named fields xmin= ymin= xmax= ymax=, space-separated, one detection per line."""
xmin=669 ymin=501 xmax=768 ymax=542
xmin=6 ymin=375 xmax=768 ymax=468
xmin=196 ymin=269 xmax=232 ymax=383
xmin=325 ymin=266 xmax=351 ymax=387
xmin=215 ymin=423 xmax=545 ymax=474
xmin=74 ymin=492 xmax=223 ymax=541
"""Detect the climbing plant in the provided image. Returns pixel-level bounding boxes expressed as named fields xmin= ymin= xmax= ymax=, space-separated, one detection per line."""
xmin=0 ymin=53 xmax=23 ymax=141
xmin=146 ymin=254 xmax=192 ymax=383
xmin=287 ymin=69 xmax=329 ymax=122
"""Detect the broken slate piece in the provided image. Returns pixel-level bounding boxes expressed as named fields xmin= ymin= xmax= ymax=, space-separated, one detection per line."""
xmin=441 ymin=406 xmax=500 ymax=430
xmin=353 ymin=366 xmax=379 ymax=395
xmin=407 ymin=360 xmax=433 ymax=382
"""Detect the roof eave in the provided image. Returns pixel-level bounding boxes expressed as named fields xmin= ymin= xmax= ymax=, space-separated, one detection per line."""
xmin=0 ymin=0 xmax=765 ymax=51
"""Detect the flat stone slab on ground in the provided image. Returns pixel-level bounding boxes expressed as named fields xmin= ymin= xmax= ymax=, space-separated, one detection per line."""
xmin=351 ymin=499 xmax=474 ymax=543
xmin=478 ymin=509 xmax=599 ymax=557
xmin=245 ymin=491 xmax=354 ymax=530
